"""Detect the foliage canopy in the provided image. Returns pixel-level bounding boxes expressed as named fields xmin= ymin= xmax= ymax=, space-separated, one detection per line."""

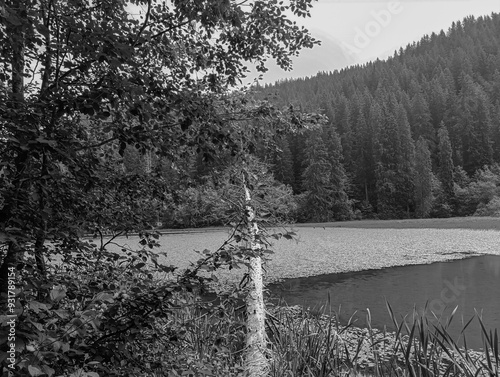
xmin=0 ymin=0 xmax=321 ymax=375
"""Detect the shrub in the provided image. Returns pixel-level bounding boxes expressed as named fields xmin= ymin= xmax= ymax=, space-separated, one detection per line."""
xmin=2 ymin=232 xmax=222 ymax=376
xmin=474 ymin=195 xmax=500 ymax=217
xmin=454 ymin=164 xmax=500 ymax=216
xmin=171 ymin=158 xmax=298 ymax=228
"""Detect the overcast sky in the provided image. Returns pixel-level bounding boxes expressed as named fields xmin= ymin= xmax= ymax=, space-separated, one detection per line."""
xmin=246 ymin=0 xmax=500 ymax=85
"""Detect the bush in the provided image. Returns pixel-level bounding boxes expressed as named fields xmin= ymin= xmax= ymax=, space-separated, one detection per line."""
xmin=453 ymin=164 xmax=500 ymax=216
xmin=474 ymin=195 xmax=500 ymax=217
xmin=170 ymin=158 xmax=298 ymax=228
xmin=3 ymin=232 xmax=226 ymax=376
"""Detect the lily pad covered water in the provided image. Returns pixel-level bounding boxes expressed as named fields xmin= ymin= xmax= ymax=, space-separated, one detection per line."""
xmin=102 ymin=224 xmax=500 ymax=350
xmin=105 ymin=226 xmax=500 ymax=284
xmin=269 ymin=254 xmax=500 ymax=350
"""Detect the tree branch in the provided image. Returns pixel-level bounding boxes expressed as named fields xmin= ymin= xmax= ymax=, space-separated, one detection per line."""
xmin=149 ymin=19 xmax=192 ymax=41
xmin=132 ymin=0 xmax=152 ymax=47
xmin=75 ymin=136 xmax=118 ymax=151
xmin=39 ymin=0 xmax=54 ymax=97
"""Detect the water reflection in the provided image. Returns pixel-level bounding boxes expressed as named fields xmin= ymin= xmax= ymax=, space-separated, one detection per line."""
xmin=269 ymin=255 xmax=500 ymax=350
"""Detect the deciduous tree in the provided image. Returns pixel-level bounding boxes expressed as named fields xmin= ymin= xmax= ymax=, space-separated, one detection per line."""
xmin=0 ymin=0 xmax=320 ymax=375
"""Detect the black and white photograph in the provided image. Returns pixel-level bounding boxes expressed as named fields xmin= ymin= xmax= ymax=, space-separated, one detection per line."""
xmin=1 ymin=0 xmax=500 ymax=376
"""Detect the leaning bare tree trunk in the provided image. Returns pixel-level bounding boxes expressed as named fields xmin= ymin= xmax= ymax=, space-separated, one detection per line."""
xmin=243 ymin=173 xmax=268 ymax=377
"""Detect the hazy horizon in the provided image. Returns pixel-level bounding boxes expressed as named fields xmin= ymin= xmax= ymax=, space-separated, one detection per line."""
xmin=244 ymin=0 xmax=500 ymax=86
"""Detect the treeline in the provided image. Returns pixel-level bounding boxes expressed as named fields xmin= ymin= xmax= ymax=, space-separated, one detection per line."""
xmin=119 ymin=13 xmax=500 ymax=226
xmin=251 ymin=13 xmax=500 ymax=220
xmin=120 ymin=146 xmax=298 ymax=228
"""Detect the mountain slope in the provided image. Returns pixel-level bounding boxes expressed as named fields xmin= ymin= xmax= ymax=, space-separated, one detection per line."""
xmin=257 ymin=13 xmax=500 ymax=219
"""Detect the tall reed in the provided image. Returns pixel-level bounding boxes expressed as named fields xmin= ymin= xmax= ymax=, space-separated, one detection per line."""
xmin=267 ymin=299 xmax=499 ymax=377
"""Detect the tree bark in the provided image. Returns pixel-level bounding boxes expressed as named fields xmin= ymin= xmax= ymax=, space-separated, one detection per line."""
xmin=243 ymin=173 xmax=268 ymax=377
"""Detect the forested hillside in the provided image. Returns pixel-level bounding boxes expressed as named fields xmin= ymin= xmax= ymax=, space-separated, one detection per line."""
xmin=254 ymin=13 xmax=500 ymax=221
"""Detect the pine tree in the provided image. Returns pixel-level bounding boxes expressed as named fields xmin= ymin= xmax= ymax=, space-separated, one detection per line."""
xmin=396 ymin=103 xmax=416 ymax=217
xmin=324 ymin=126 xmax=353 ymax=220
xmin=414 ymin=137 xmax=433 ymax=217
xmin=458 ymin=75 xmax=493 ymax=174
xmin=289 ymin=134 xmax=307 ymax=193
xmin=437 ymin=123 xmax=455 ymax=199
xmin=334 ymin=95 xmax=352 ymax=159
xmin=302 ymin=130 xmax=334 ymax=221
xmin=271 ymin=137 xmax=294 ymax=187
xmin=492 ymin=101 xmax=500 ymax=162
xmin=375 ymin=99 xmax=415 ymax=218
xmin=375 ymin=99 xmax=401 ymax=218
xmin=427 ymin=77 xmax=447 ymax=128
xmin=410 ymin=90 xmax=433 ymax=142
xmin=302 ymin=127 xmax=352 ymax=221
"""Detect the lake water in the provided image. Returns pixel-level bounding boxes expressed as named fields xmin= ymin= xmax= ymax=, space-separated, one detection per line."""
xmin=268 ymin=254 xmax=500 ymax=350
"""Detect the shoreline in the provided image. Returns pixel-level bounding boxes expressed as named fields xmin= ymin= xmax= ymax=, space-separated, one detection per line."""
xmin=79 ymin=216 xmax=500 ymax=239
xmin=269 ymin=304 xmax=490 ymax=368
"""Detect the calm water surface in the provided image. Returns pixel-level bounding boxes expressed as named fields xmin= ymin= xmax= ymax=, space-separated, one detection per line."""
xmin=269 ymin=255 xmax=500 ymax=350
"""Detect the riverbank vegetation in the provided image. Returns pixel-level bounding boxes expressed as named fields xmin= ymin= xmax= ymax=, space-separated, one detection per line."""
xmin=268 ymin=303 xmax=499 ymax=377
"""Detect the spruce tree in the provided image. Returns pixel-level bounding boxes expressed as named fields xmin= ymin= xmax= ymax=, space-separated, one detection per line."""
xmin=458 ymin=75 xmax=493 ymax=174
xmin=271 ymin=137 xmax=294 ymax=187
xmin=289 ymin=134 xmax=307 ymax=193
xmin=414 ymin=137 xmax=433 ymax=217
xmin=375 ymin=99 xmax=401 ymax=218
xmin=375 ymin=99 xmax=415 ymax=218
xmin=396 ymin=103 xmax=416 ymax=217
xmin=325 ymin=126 xmax=353 ymax=220
xmin=302 ymin=130 xmax=334 ymax=221
xmin=437 ymin=123 xmax=455 ymax=199
xmin=492 ymin=101 xmax=500 ymax=162
xmin=410 ymin=91 xmax=433 ymax=142
xmin=302 ymin=127 xmax=352 ymax=221
xmin=427 ymin=77 xmax=447 ymax=128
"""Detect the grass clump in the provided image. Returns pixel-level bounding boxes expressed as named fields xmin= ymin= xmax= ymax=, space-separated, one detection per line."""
xmin=266 ymin=300 xmax=499 ymax=377
xmin=113 ymin=291 xmax=498 ymax=377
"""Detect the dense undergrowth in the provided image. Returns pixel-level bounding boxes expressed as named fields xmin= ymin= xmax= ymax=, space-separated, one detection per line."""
xmin=158 ymin=295 xmax=499 ymax=377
